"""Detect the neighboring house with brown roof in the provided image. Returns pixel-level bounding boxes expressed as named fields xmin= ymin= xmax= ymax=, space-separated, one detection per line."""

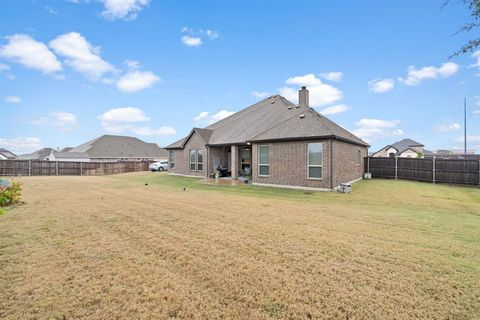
xmin=165 ymin=87 xmax=369 ymax=190
xmin=48 ymin=135 xmax=168 ymax=162
xmin=372 ymin=139 xmax=425 ymax=158
xmin=0 ymin=148 xmax=17 ymax=160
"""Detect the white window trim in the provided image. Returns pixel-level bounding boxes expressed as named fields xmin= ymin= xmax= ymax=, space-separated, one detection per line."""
xmin=307 ymin=142 xmax=323 ymax=180
xmin=356 ymin=149 xmax=361 ymax=166
xmin=258 ymin=145 xmax=269 ymax=177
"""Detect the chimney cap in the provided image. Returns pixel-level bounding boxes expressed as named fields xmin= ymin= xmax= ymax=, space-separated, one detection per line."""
xmin=301 ymin=86 xmax=307 ymax=90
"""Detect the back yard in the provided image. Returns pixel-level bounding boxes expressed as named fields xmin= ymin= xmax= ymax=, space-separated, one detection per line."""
xmin=0 ymin=173 xmax=479 ymax=319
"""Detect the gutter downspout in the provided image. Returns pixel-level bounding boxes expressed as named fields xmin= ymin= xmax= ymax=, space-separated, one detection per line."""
xmin=330 ymin=139 xmax=334 ymax=189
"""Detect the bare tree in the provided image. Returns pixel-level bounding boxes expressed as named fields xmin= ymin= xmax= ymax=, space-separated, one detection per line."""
xmin=444 ymin=0 xmax=480 ymax=56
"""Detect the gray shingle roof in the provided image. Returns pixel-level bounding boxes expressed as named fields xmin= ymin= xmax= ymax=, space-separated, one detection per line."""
xmin=19 ymin=148 xmax=55 ymax=160
xmin=166 ymin=95 xmax=368 ymax=148
xmin=69 ymin=135 xmax=168 ymax=159
xmin=51 ymin=151 xmax=90 ymax=158
xmin=0 ymin=148 xmax=17 ymax=159
xmin=390 ymin=139 xmax=424 ymax=154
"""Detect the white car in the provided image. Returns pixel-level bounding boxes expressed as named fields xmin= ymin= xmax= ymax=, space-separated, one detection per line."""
xmin=149 ymin=161 xmax=169 ymax=172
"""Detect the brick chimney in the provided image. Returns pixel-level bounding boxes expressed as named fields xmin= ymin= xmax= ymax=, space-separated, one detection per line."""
xmin=299 ymin=86 xmax=309 ymax=108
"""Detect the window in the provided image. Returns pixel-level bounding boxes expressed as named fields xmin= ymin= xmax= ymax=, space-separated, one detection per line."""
xmin=189 ymin=149 xmax=203 ymax=171
xmin=258 ymin=145 xmax=269 ymax=176
xmin=308 ymin=142 xmax=323 ymax=179
xmin=356 ymin=150 xmax=361 ymax=166
xmin=189 ymin=149 xmax=197 ymax=171
xmin=169 ymin=151 xmax=175 ymax=169
xmin=197 ymin=149 xmax=203 ymax=171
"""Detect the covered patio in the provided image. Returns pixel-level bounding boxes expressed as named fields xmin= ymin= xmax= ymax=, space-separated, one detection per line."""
xmin=209 ymin=145 xmax=252 ymax=179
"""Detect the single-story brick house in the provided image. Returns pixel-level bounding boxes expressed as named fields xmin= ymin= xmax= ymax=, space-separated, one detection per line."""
xmin=165 ymin=87 xmax=369 ymax=190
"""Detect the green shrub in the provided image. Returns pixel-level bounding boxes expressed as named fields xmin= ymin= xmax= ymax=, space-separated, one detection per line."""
xmin=0 ymin=179 xmax=22 ymax=207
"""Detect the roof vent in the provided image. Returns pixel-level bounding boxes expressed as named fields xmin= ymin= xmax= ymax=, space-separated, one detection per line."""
xmin=299 ymin=114 xmax=305 ymax=119
xmin=270 ymin=101 xmax=275 ymax=104
xmin=287 ymin=106 xmax=292 ymax=109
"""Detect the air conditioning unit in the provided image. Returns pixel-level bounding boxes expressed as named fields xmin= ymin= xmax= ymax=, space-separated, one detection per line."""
xmin=364 ymin=172 xmax=372 ymax=179
xmin=338 ymin=183 xmax=352 ymax=193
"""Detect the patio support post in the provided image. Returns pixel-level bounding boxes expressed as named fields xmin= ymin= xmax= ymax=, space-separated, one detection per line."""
xmin=231 ymin=145 xmax=238 ymax=179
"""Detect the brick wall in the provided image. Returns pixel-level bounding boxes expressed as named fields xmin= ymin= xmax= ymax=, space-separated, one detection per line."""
xmin=251 ymin=140 xmax=332 ymax=189
xmin=251 ymin=139 xmax=367 ymax=189
xmin=331 ymin=140 xmax=367 ymax=187
xmin=168 ymin=131 xmax=207 ymax=177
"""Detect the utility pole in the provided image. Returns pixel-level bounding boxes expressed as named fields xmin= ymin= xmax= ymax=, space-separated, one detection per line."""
xmin=464 ymin=98 xmax=467 ymax=156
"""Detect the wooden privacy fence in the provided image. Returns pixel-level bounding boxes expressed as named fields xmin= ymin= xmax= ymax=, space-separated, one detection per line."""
xmin=0 ymin=160 xmax=153 ymax=176
xmin=365 ymin=157 xmax=480 ymax=186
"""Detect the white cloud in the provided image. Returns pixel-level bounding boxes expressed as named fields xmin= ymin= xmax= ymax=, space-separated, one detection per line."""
xmin=125 ymin=59 xmax=140 ymax=70
xmin=30 ymin=112 xmax=77 ymax=128
xmin=206 ymin=30 xmax=219 ymax=39
xmin=0 ymin=34 xmax=62 ymax=74
xmin=98 ymin=107 xmax=149 ymax=123
xmin=398 ymin=62 xmax=459 ymax=86
xmin=286 ymin=74 xmax=321 ymax=86
xmin=193 ymin=111 xmax=209 ymax=122
xmin=251 ymin=91 xmax=270 ymax=99
xmin=353 ymin=118 xmax=404 ymax=142
xmin=0 ymin=63 xmax=10 ymax=71
xmin=181 ymin=35 xmax=202 ymax=47
xmin=100 ymin=0 xmax=150 ymax=20
xmin=193 ymin=110 xmax=235 ymax=124
xmin=4 ymin=96 xmax=21 ymax=103
xmin=0 ymin=137 xmax=42 ymax=154
xmin=319 ymin=104 xmax=348 ymax=115
xmin=210 ymin=110 xmax=235 ymax=122
xmin=436 ymin=123 xmax=461 ymax=133
xmin=368 ymin=78 xmax=395 ymax=93
xmin=180 ymin=27 xmax=219 ymax=47
xmin=49 ymin=32 xmax=115 ymax=80
xmin=98 ymin=107 xmax=175 ymax=136
xmin=131 ymin=126 xmax=177 ymax=136
xmin=319 ymin=72 xmax=343 ymax=82
xmin=116 ymin=70 xmax=159 ymax=92
xmin=45 ymin=6 xmax=59 ymax=15
xmin=280 ymin=73 xmax=342 ymax=107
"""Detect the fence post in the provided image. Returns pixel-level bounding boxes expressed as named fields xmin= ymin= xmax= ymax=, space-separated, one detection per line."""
xmin=395 ymin=157 xmax=398 ymax=179
xmin=56 ymin=161 xmax=59 ymax=176
xmin=28 ymin=160 xmax=31 ymax=176
xmin=478 ymin=160 xmax=480 ymax=186
xmin=432 ymin=157 xmax=436 ymax=183
xmin=80 ymin=162 xmax=83 ymax=176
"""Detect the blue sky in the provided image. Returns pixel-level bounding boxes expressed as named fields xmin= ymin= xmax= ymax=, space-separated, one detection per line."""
xmin=1 ymin=0 xmax=479 ymax=154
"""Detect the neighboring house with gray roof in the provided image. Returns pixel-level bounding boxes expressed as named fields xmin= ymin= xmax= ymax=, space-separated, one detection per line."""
xmin=0 ymin=148 xmax=17 ymax=160
xmin=19 ymin=148 xmax=55 ymax=160
xmin=48 ymin=135 xmax=168 ymax=162
xmin=165 ymin=87 xmax=369 ymax=190
xmin=372 ymin=139 xmax=425 ymax=158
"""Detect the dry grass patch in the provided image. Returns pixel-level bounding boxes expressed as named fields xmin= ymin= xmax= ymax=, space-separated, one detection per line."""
xmin=0 ymin=173 xmax=479 ymax=319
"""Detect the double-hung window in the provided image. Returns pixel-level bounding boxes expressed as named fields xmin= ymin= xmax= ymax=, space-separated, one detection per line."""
xmin=197 ymin=150 xmax=203 ymax=171
xmin=258 ymin=145 xmax=269 ymax=176
xmin=356 ymin=150 xmax=361 ymax=166
xmin=308 ymin=142 xmax=323 ymax=179
xmin=189 ymin=150 xmax=197 ymax=171
xmin=189 ymin=149 xmax=203 ymax=171
xmin=169 ymin=151 xmax=176 ymax=169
